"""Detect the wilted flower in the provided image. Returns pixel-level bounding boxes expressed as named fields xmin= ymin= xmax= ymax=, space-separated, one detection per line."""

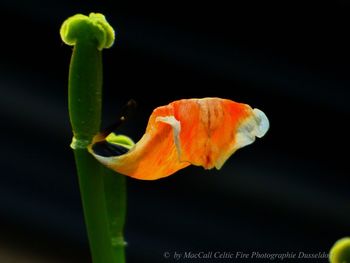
xmin=89 ymin=98 xmax=269 ymax=180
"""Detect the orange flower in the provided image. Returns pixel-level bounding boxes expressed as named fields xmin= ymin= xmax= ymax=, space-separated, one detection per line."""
xmin=88 ymin=98 xmax=269 ymax=180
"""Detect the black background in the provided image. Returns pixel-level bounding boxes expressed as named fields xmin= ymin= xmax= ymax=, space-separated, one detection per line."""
xmin=0 ymin=1 xmax=349 ymax=262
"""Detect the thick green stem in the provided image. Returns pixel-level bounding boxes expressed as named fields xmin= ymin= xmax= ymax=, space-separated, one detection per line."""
xmin=103 ymin=168 xmax=127 ymax=262
xmin=61 ymin=13 xmax=126 ymax=263
xmin=74 ymin=150 xmax=115 ymax=263
xmin=69 ymin=40 xmax=102 ymax=141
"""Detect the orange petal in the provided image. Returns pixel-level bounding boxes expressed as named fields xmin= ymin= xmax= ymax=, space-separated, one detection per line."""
xmin=89 ymin=97 xmax=269 ymax=180
xmin=169 ymin=98 xmax=269 ymax=169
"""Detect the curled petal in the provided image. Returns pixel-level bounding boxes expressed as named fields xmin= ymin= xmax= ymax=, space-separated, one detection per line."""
xmin=89 ymin=98 xmax=269 ymax=180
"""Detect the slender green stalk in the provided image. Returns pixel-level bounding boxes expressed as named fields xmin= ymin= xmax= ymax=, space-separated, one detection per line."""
xmin=103 ymin=168 xmax=127 ymax=262
xmin=60 ymin=13 xmax=126 ymax=263
xmin=69 ymin=40 xmax=102 ymax=140
xmin=74 ymin=149 xmax=115 ymax=262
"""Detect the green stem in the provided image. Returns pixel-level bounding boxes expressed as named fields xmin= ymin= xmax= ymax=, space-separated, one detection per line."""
xmin=74 ymin=149 xmax=115 ymax=263
xmin=60 ymin=13 xmax=126 ymax=263
xmin=68 ymin=40 xmax=102 ymax=141
xmin=103 ymin=168 xmax=127 ymax=262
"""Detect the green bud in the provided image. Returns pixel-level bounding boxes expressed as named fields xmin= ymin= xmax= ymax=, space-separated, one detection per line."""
xmin=330 ymin=237 xmax=350 ymax=263
xmin=106 ymin=133 xmax=135 ymax=149
xmin=60 ymin=13 xmax=115 ymax=51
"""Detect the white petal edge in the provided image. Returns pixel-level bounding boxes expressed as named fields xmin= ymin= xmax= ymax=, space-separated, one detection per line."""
xmin=156 ymin=116 xmax=182 ymax=158
xmin=234 ymin=108 xmax=270 ymax=152
xmin=253 ymin=108 xmax=269 ymax=138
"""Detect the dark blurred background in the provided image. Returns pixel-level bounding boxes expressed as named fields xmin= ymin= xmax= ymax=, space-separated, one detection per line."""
xmin=0 ymin=1 xmax=349 ymax=262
